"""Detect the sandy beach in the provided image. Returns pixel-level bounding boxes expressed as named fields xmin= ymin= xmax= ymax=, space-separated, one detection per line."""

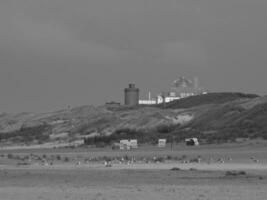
xmin=1 ymin=144 xmax=267 ymax=200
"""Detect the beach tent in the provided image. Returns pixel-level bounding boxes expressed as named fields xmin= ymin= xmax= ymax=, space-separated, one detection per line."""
xmin=185 ymin=138 xmax=199 ymax=146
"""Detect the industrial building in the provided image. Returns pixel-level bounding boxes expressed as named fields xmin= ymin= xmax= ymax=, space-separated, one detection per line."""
xmin=139 ymin=77 xmax=207 ymax=105
xmin=138 ymin=91 xmax=157 ymax=105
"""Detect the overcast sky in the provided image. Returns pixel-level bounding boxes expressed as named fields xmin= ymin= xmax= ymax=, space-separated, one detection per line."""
xmin=0 ymin=0 xmax=267 ymax=112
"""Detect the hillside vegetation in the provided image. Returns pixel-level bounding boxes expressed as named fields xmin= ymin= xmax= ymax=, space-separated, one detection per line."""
xmin=0 ymin=92 xmax=267 ymax=146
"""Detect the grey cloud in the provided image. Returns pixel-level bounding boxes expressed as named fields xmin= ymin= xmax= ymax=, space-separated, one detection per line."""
xmin=160 ymin=41 xmax=207 ymax=66
xmin=0 ymin=15 xmax=128 ymax=63
xmin=0 ymin=0 xmax=267 ymax=112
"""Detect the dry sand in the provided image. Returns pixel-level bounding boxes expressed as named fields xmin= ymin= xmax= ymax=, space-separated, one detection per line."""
xmin=1 ymin=163 xmax=267 ymax=200
xmin=1 ymin=143 xmax=267 ymax=200
xmin=1 ymin=184 xmax=266 ymax=200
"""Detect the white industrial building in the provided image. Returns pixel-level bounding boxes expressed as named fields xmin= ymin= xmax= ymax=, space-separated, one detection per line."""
xmin=139 ymin=77 xmax=207 ymax=105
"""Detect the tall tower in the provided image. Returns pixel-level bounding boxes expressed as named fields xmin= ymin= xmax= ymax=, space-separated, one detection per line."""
xmin=124 ymin=83 xmax=139 ymax=106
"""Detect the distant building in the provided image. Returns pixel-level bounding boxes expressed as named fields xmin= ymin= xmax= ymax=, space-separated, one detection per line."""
xmin=120 ymin=139 xmax=138 ymax=150
xmin=156 ymin=95 xmax=180 ymax=104
xmin=120 ymin=140 xmax=130 ymax=150
xmin=139 ymin=76 xmax=207 ymax=105
xmin=130 ymin=139 xmax=138 ymax=148
xmin=139 ymin=99 xmax=157 ymax=105
xmin=124 ymin=83 xmax=139 ymax=106
xmin=139 ymin=91 xmax=157 ymax=105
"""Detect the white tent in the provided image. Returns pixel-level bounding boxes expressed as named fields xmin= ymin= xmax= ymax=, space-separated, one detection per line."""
xmin=185 ymin=138 xmax=199 ymax=146
xmin=158 ymin=139 xmax=167 ymax=148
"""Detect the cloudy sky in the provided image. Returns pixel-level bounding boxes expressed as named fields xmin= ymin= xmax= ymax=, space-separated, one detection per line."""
xmin=0 ymin=0 xmax=267 ymax=112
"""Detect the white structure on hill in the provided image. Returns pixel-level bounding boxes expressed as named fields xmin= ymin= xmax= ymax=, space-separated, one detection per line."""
xmin=138 ymin=91 xmax=157 ymax=105
xmin=139 ymin=77 xmax=207 ymax=105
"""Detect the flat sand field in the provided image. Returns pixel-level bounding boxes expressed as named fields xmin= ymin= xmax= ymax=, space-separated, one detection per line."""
xmin=1 ymin=143 xmax=267 ymax=200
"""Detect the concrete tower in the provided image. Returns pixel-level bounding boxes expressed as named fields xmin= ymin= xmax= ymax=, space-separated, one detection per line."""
xmin=124 ymin=83 xmax=139 ymax=106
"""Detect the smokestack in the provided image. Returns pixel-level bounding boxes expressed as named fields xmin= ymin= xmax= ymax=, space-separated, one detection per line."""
xmin=148 ymin=91 xmax=151 ymax=101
